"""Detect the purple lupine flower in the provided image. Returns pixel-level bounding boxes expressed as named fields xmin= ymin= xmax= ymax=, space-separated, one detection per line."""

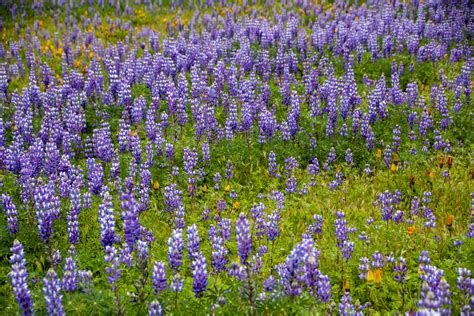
xmin=201 ymin=208 xmax=210 ymax=221
xmin=334 ymin=212 xmax=348 ymax=247
xmin=34 ymin=180 xmax=60 ymax=242
xmin=225 ymin=161 xmax=234 ymax=181
xmin=418 ymin=265 xmax=451 ymax=314
xmin=341 ymin=241 xmax=355 ymax=261
xmin=218 ymin=218 xmax=232 ymax=242
xmin=67 ymin=206 xmax=80 ymax=245
xmin=9 ymin=240 xmax=33 ymax=315
xmin=183 ymin=147 xmax=198 ymax=196
xmin=148 ymin=300 xmax=162 ymax=316
xmin=165 ymin=142 xmax=174 ymax=162
xmin=345 ymin=149 xmax=353 ymax=166
xmin=288 ymin=90 xmax=301 ymax=138
xmin=358 ymin=231 xmax=369 ymax=244
xmin=217 ymin=200 xmax=226 ymax=213
xmin=187 ymin=224 xmax=201 ymax=260
xmin=174 ymin=205 xmax=185 ymax=229
xmin=86 ymin=158 xmax=103 ymax=195
xmin=393 ymin=210 xmax=405 ymax=223
xmin=163 ymin=183 xmax=183 ymax=213
xmin=457 ymin=268 xmax=473 ymax=314
xmin=1 ymin=194 xmax=19 ymax=234
xmin=316 ymin=273 xmax=332 ymax=303
xmin=228 ymin=263 xmax=247 ymax=281
xmin=371 ymin=251 xmax=384 ymax=269
xmin=271 ymin=190 xmax=286 ymax=211
xmin=358 ymin=257 xmax=370 ymax=280
xmin=236 ymin=213 xmax=252 ymax=265
xmin=152 ymin=261 xmax=167 ymax=295
xmin=62 ymin=256 xmax=77 ymax=291
xmin=201 ymin=142 xmax=210 ymax=164
xmin=98 ymin=191 xmax=116 ymax=247
xmin=93 ymin=123 xmax=114 ymax=163
xmin=276 ymin=237 xmax=321 ymax=296
xmin=393 ymin=257 xmax=407 ymax=283
xmin=78 ymin=270 xmax=93 ymax=293
xmin=266 ymin=210 xmax=280 ymax=242
xmin=307 ymin=215 xmax=323 ymax=236
xmin=167 ymin=229 xmax=184 ymax=272
xmin=285 ymin=176 xmax=297 ymax=194
xmin=418 ymin=251 xmax=431 ymax=265
xmin=210 ymin=231 xmax=228 ymax=274
xmin=213 ymin=173 xmax=221 ymax=191
xmin=192 ymin=252 xmax=208 ymax=297
xmin=43 ymin=269 xmax=65 ymax=316
xmin=383 ymin=145 xmax=392 ymax=169
xmin=170 ymin=274 xmax=184 ymax=293
xmin=82 ymin=192 xmax=92 ymax=209
xmin=104 ymin=245 xmax=121 ymax=291
xmin=121 ymin=193 xmax=140 ymax=248
xmin=136 ymin=240 xmax=150 ymax=269
xmin=263 ymin=275 xmax=275 ymax=292
xmin=338 ymin=291 xmax=356 ymax=315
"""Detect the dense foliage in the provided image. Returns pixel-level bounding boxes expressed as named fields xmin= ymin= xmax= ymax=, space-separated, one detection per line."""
xmin=0 ymin=0 xmax=473 ymax=315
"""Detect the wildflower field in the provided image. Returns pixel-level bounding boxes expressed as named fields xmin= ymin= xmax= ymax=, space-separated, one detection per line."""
xmin=0 ymin=0 xmax=473 ymax=314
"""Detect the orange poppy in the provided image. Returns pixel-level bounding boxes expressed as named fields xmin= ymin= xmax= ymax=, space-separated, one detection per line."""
xmin=439 ymin=156 xmax=445 ymax=168
xmin=374 ymin=269 xmax=383 ymax=284
xmin=447 ymin=156 xmax=453 ymax=168
xmin=376 ymin=148 xmax=382 ymax=159
xmin=447 ymin=215 xmax=454 ymax=227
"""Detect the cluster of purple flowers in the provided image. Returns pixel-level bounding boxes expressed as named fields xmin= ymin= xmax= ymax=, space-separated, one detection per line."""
xmin=1 ymin=0 xmax=472 ymax=314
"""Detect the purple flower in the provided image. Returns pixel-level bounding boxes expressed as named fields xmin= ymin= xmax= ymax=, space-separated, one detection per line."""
xmin=210 ymin=234 xmax=228 ymax=274
xmin=418 ymin=250 xmax=431 ymax=265
xmin=170 ymin=274 xmax=184 ymax=293
xmin=225 ymin=161 xmax=234 ymax=180
xmin=62 ymin=256 xmax=77 ymax=291
xmin=341 ymin=241 xmax=354 ymax=261
xmin=9 ymin=240 xmax=33 ymax=315
xmin=334 ymin=213 xmax=348 ymax=247
xmin=358 ymin=257 xmax=370 ymax=280
xmin=67 ymin=206 xmax=80 ymax=245
xmin=104 ymin=245 xmax=121 ymax=291
xmin=187 ymin=224 xmax=201 ymax=260
xmin=152 ymin=261 xmax=167 ymax=295
xmin=192 ymin=252 xmax=208 ymax=297
xmin=267 ymin=210 xmax=281 ymax=242
xmin=167 ymin=229 xmax=184 ymax=272
xmin=98 ymin=191 xmax=116 ymax=247
xmin=307 ymin=215 xmax=323 ymax=236
xmin=371 ymin=251 xmax=384 ymax=269
xmin=418 ymin=265 xmax=451 ymax=314
xmin=183 ymin=147 xmax=198 ymax=196
xmin=393 ymin=257 xmax=407 ymax=283
xmin=285 ymin=176 xmax=297 ymax=194
xmin=263 ymin=275 xmax=275 ymax=292
xmin=148 ymin=300 xmax=162 ymax=316
xmin=1 ymin=194 xmax=19 ymax=234
xmin=121 ymin=193 xmax=140 ymax=248
xmin=236 ymin=213 xmax=252 ymax=265
xmin=43 ymin=269 xmax=65 ymax=316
